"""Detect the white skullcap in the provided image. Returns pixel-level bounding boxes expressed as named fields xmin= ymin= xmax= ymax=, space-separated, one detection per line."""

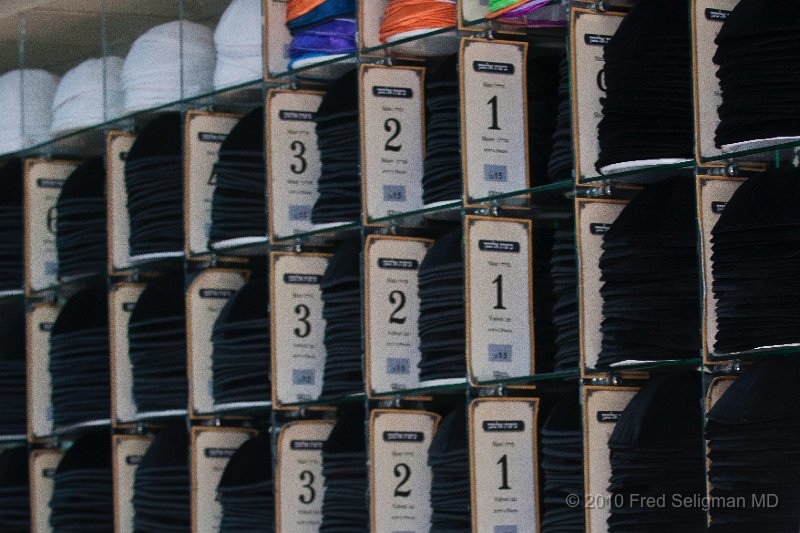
xmin=51 ymin=57 xmax=124 ymax=135
xmin=121 ymin=20 xmax=215 ymax=113
xmin=213 ymin=0 xmax=263 ymax=89
xmin=0 ymin=69 xmax=59 ymax=154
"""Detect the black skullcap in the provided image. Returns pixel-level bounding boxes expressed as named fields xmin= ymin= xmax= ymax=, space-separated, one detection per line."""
xmin=423 ymin=55 xmax=461 ymax=205
xmin=218 ymin=433 xmax=272 ymax=488
xmin=125 ymin=112 xmax=183 ymax=163
xmin=0 ymin=159 xmax=24 ymax=292
xmin=217 ymin=433 xmax=275 ymax=532
xmin=0 ymin=446 xmax=29 ymax=532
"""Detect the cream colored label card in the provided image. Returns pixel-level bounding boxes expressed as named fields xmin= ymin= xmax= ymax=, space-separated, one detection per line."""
xmin=113 ymin=435 xmax=153 ymax=533
xmin=265 ymin=0 xmax=292 ymax=76
xmin=110 ymin=283 xmax=146 ymax=424
xmin=28 ymin=304 xmax=60 ymax=439
xmin=108 ymin=132 xmax=136 ymax=272
xmin=31 ymin=449 xmax=63 ymax=533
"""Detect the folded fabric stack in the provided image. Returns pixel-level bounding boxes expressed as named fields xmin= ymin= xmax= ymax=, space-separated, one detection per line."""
xmin=56 ymin=158 xmax=107 ymax=280
xmin=710 ymin=168 xmax=800 ymax=354
xmin=423 ymin=55 xmax=461 ymax=205
xmin=608 ymin=371 xmax=705 ymax=532
xmin=532 ymin=227 xmax=558 ymax=372
xmin=541 ymin=396 xmax=584 ymax=532
xmin=0 ymin=301 xmax=25 ymax=436
xmin=527 ymin=54 xmax=560 ymax=187
xmin=417 ymin=230 xmax=465 ymax=382
xmin=0 ymin=69 xmax=59 ymax=153
xmin=128 ymin=273 xmax=188 ymax=413
xmin=550 ymin=228 xmax=579 ymax=371
xmin=125 ymin=113 xmax=184 ymax=258
xmin=212 ymin=278 xmax=271 ymax=406
xmin=486 ymin=0 xmax=568 ymax=28
xmin=121 ymin=20 xmax=214 ymax=113
xmin=214 ymin=0 xmax=263 ymax=88
xmin=0 ymin=160 xmax=23 ymax=292
xmin=286 ymin=0 xmax=357 ymax=70
xmin=320 ymin=404 xmax=368 ymax=532
xmin=320 ymin=237 xmax=363 ymax=397
xmin=597 ymin=178 xmax=700 ymax=368
xmin=209 ymin=107 xmax=267 ymax=248
xmin=379 ymin=0 xmax=456 ymax=46
xmin=0 ymin=447 xmax=29 ymax=531
xmin=548 ymin=53 xmax=572 ymax=182
xmin=49 ymin=287 xmax=110 ymax=428
xmin=217 ymin=433 xmax=274 ymax=532
xmin=428 ymin=406 xmax=470 ymax=531
xmin=49 ymin=432 xmax=113 ymax=531
xmin=51 ymin=57 xmax=123 ymax=134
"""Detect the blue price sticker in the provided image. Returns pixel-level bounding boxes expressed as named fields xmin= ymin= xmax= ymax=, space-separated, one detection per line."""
xmin=383 ymin=185 xmax=407 ymax=203
xmin=288 ymin=204 xmax=312 ymax=221
xmin=488 ymin=344 xmax=513 ymax=363
xmin=484 ymin=164 xmax=508 ymax=183
xmin=387 ymin=357 xmax=411 ymax=375
xmin=292 ymin=369 xmax=316 ymax=386
xmin=494 ymin=527 xmax=517 ymax=533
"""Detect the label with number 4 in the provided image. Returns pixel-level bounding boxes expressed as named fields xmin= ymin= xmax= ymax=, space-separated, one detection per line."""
xmin=461 ymin=38 xmax=528 ymax=204
xmin=270 ymin=252 xmax=331 ymax=407
xmin=470 ymin=398 xmax=540 ymax=533
xmin=360 ymin=65 xmax=425 ymax=222
xmin=267 ymin=90 xmax=324 ymax=240
xmin=370 ymin=409 xmax=439 ymax=533
xmin=276 ymin=420 xmax=334 ymax=533
xmin=466 ymin=216 xmax=534 ymax=384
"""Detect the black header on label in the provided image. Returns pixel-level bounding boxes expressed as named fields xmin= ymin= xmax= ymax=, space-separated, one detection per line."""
xmin=283 ymin=273 xmax=323 ymax=285
xmin=290 ymin=440 xmax=325 ymax=451
xmin=198 ymin=131 xmax=227 ymax=143
xmin=711 ymin=201 xmax=727 ymax=214
xmin=372 ymin=86 xmax=413 ymax=98
xmin=279 ymin=110 xmax=316 ymax=122
xmin=597 ymin=411 xmax=622 ymax=423
xmin=122 ymin=302 xmax=136 ymax=312
xmin=125 ymin=455 xmax=144 ymax=465
xmin=199 ymin=288 xmax=236 ymax=299
xmin=590 ymin=223 xmax=612 ymax=235
xmin=204 ymin=448 xmax=237 ymax=459
xmin=473 ymin=61 xmax=515 ymax=75
xmin=378 ymin=258 xmax=419 ymax=270
xmin=36 ymin=178 xmax=64 ymax=189
xmin=39 ymin=322 xmax=54 ymax=332
xmin=482 ymin=420 xmax=525 ymax=432
xmin=383 ymin=431 xmax=424 ymax=442
xmin=584 ymin=34 xmax=613 ymax=46
xmin=478 ymin=240 xmax=520 ymax=253
xmin=705 ymin=8 xmax=731 ymax=21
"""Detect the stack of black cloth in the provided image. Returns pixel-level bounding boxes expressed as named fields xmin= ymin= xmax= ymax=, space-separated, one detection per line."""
xmin=596 ymin=0 xmax=693 ymax=173
xmin=710 ymin=167 xmax=800 ymax=354
xmin=49 ymin=431 xmax=113 ymax=531
xmin=211 ymin=277 xmax=271 ymax=405
xmin=311 ymin=70 xmax=360 ymax=225
xmin=0 ymin=447 xmax=29 ymax=532
xmin=597 ymin=178 xmax=700 ymax=368
xmin=418 ymin=229 xmax=466 ymax=382
xmin=608 ymin=371 xmax=705 ymax=532
xmin=550 ymin=228 xmax=579 ymax=371
xmin=56 ymin=158 xmax=106 ymax=280
xmin=49 ymin=287 xmax=110 ymax=427
xmin=209 ymin=107 xmax=267 ymax=247
xmin=320 ymin=404 xmax=368 ymax=532
xmin=540 ymin=396 xmax=584 ymax=533
xmin=532 ymin=226 xmax=558 ymax=373
xmin=128 ymin=273 xmax=188 ymax=413
xmin=320 ymin=237 xmax=362 ymax=397
xmin=548 ymin=53 xmax=572 ymax=182
xmin=714 ymin=0 xmax=800 ymax=149
xmin=217 ymin=433 xmax=274 ymax=532
xmin=527 ymin=54 xmax=560 ymax=187
xmin=0 ymin=159 xmax=23 ymax=292
xmin=423 ymin=55 xmax=461 ymax=205
xmin=428 ymin=406 xmax=470 ymax=531
xmin=125 ymin=113 xmax=184 ymax=257
xmin=707 ymin=357 xmax=800 ymax=532
xmin=0 ymin=301 xmax=26 ymax=435
xmin=133 ymin=423 xmax=190 ymax=532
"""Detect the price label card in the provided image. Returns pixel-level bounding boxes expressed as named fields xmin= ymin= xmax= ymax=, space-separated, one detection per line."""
xmin=466 ymin=216 xmax=533 ymax=384
xmin=107 ymin=131 xmax=136 ymax=273
xmin=113 ymin=434 xmax=153 ymax=533
xmin=576 ymin=199 xmax=626 ymax=372
xmin=267 ymin=90 xmax=324 ymax=239
xmin=461 ymin=0 xmax=490 ymax=25
xmin=110 ymin=283 xmax=146 ymax=425
xmin=697 ymin=176 xmax=744 ymax=359
xmin=364 ymin=236 xmax=431 ymax=396
xmin=583 ymin=387 xmax=638 ymax=533
xmin=369 ymin=409 xmax=439 ymax=533
xmin=191 ymin=427 xmax=255 ymax=533
xmin=264 ymin=0 xmax=292 ymax=78
xmin=276 ymin=420 xmax=334 ymax=533
xmin=570 ymin=9 xmax=624 ymax=182
xmin=693 ymin=0 xmax=739 ymax=160
xmin=461 ymin=38 xmax=528 ymax=204
xmin=185 ymin=111 xmax=241 ymax=256
xmin=30 ymin=448 xmax=63 ymax=533
xmin=24 ymin=159 xmax=78 ymax=294
xmin=469 ymin=398 xmax=540 ymax=533
xmin=270 ymin=252 xmax=331 ymax=406
xmin=360 ymin=65 xmax=425 ymax=221
xmin=27 ymin=303 xmax=60 ymax=440
xmin=187 ymin=269 xmax=248 ymax=415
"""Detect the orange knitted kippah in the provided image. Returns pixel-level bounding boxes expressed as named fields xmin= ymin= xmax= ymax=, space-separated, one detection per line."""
xmin=286 ymin=0 xmax=327 ymax=23
xmin=379 ymin=0 xmax=457 ymax=43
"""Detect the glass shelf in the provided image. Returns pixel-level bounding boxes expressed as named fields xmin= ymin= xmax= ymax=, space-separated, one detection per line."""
xmin=700 ymin=137 xmax=800 ymax=166
xmin=131 ymin=408 xmax=188 ymax=422
xmin=584 ymin=357 xmax=705 ymax=376
xmin=361 ymin=26 xmax=459 ymax=58
xmin=467 ymin=179 xmax=574 ymax=205
xmin=281 ymin=391 xmax=366 ymax=409
xmin=580 ymin=159 xmax=696 ymax=185
xmin=209 ymin=400 xmax=272 ymax=416
xmin=708 ymin=344 xmax=800 ymax=364
xmin=0 ymin=288 xmax=24 ymax=302
xmin=52 ymin=417 xmax=112 ymax=437
xmin=269 ymin=53 xmax=359 ymax=82
xmin=368 ymin=200 xmax=463 ymax=227
xmin=271 ymin=221 xmax=362 ymax=245
xmin=209 ymin=237 xmax=270 ymax=257
xmin=35 ymin=271 xmax=106 ymax=298
xmin=0 ymin=433 xmax=26 ymax=443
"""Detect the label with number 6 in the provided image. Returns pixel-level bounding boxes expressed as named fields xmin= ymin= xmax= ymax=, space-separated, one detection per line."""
xmin=270 ymin=252 xmax=331 ymax=407
xmin=469 ymin=398 xmax=540 ymax=533
xmin=369 ymin=409 xmax=439 ymax=533
xmin=276 ymin=420 xmax=334 ymax=533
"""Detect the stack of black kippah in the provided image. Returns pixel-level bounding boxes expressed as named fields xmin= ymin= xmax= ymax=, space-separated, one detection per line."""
xmin=0 ymin=159 xmax=23 ymax=293
xmin=423 ymin=55 xmax=461 ymax=205
xmin=550 ymin=228 xmax=579 ymax=371
xmin=541 ymin=397 xmax=584 ymax=532
xmin=527 ymin=54 xmax=560 ymax=187
xmin=428 ymin=406 xmax=470 ymax=531
xmin=217 ymin=433 xmax=275 ymax=532
xmin=548 ymin=53 xmax=572 ymax=182
xmin=0 ymin=447 xmax=29 ymax=532
xmin=0 ymin=301 xmax=26 ymax=435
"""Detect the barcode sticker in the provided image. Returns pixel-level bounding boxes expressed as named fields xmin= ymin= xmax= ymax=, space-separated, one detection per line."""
xmin=488 ymin=344 xmax=513 ymax=363
xmin=387 ymin=357 xmax=411 ymax=375
xmin=288 ymin=204 xmax=312 ymax=221
xmin=292 ymin=369 xmax=316 ymax=386
xmin=383 ymin=185 xmax=407 ymax=203
xmin=484 ymin=164 xmax=508 ymax=183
